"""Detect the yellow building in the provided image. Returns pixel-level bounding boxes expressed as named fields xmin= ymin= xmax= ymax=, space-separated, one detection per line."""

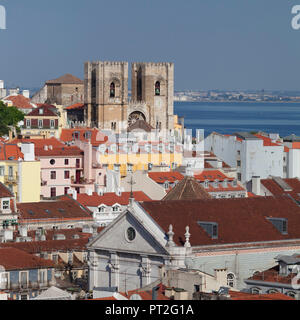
xmin=0 ymin=143 xmax=41 ymax=203
xmin=98 ymin=141 xmax=183 ymax=177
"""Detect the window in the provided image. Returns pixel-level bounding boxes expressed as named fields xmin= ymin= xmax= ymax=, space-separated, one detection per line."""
xmin=112 ymin=205 xmax=121 ymax=212
xmin=39 ymin=270 xmax=46 ymax=284
xmin=237 ymin=173 xmax=242 ymax=181
xmin=155 ymin=81 xmax=161 ymax=96
xmin=50 ymin=187 xmax=56 ymax=198
xmin=50 ymin=120 xmax=55 ymax=129
xmin=198 ymin=221 xmax=218 ymax=239
xmin=26 ymin=119 xmax=31 ymax=128
xmin=98 ymin=206 xmax=106 ymax=213
xmin=164 ymin=181 xmax=170 ymax=190
xmin=204 ymin=180 xmax=209 ymax=188
xmin=38 ymin=119 xmax=43 ymax=128
xmin=64 ymin=171 xmax=70 ymax=179
xmin=237 ymin=160 xmax=241 ymax=167
xmin=52 ymin=254 xmax=58 ymax=263
xmin=251 ymin=288 xmax=261 ymax=294
xmin=64 ymin=159 xmax=69 ymax=165
xmin=110 ymin=82 xmax=115 ymax=98
xmin=64 ymin=187 xmax=69 ymax=195
xmin=8 ymin=166 xmax=13 ymax=178
xmin=126 ymin=227 xmax=136 ymax=241
xmin=0 ymin=166 xmax=4 ymax=176
xmin=50 ymin=159 xmax=55 ymax=165
xmin=267 ymin=217 xmax=288 ymax=235
xmin=111 ymin=122 xmax=116 ymax=130
xmin=76 ymin=159 xmax=80 ymax=168
xmin=2 ymin=200 xmax=9 ymax=210
xmin=50 ymin=171 xmax=56 ymax=180
xmin=227 ymin=273 xmax=235 ymax=288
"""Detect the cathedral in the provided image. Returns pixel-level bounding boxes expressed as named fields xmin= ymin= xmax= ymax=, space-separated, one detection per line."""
xmin=84 ymin=61 xmax=177 ymax=132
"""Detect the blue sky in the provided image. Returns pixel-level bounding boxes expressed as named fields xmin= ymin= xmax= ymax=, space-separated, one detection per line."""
xmin=0 ymin=0 xmax=299 ymax=91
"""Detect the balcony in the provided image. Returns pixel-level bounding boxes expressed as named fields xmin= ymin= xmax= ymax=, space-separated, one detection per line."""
xmin=4 ymin=174 xmax=18 ymax=185
xmin=4 ymin=280 xmax=53 ymax=291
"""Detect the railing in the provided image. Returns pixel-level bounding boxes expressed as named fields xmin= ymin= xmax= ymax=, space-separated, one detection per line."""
xmin=4 ymin=174 xmax=18 ymax=184
xmin=5 ymin=280 xmax=52 ymax=290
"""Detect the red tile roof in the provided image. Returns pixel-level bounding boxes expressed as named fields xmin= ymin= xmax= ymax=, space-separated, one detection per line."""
xmin=148 ymin=171 xmax=184 ymax=184
xmin=27 ymin=104 xmax=58 ymax=117
xmin=254 ymin=134 xmax=281 ymax=147
xmin=17 ymin=198 xmax=93 ymax=221
xmin=65 ymin=103 xmax=84 ymax=110
xmin=76 ymin=192 xmax=151 ymax=207
xmin=228 ymin=290 xmax=294 ymax=300
xmin=5 ymin=95 xmax=35 ymax=110
xmin=0 ymin=247 xmax=55 ymax=270
xmin=60 ymin=128 xmax=108 ymax=147
xmin=0 ymin=238 xmax=89 ymax=254
xmin=205 ymin=184 xmax=246 ymax=192
xmin=46 ymin=74 xmax=83 ymax=85
xmin=261 ymin=178 xmax=300 ymax=201
xmin=0 ymin=182 xmax=14 ymax=198
xmin=0 ymin=142 xmax=24 ymax=160
xmin=194 ymin=170 xmax=234 ymax=182
xmin=247 ymin=265 xmax=299 ymax=287
xmin=11 ymin=138 xmax=83 ymax=157
xmin=141 ymin=196 xmax=300 ymax=246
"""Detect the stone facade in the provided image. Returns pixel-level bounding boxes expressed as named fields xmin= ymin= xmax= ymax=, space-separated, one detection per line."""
xmin=84 ymin=61 xmax=129 ymax=131
xmin=84 ymin=61 xmax=175 ymax=132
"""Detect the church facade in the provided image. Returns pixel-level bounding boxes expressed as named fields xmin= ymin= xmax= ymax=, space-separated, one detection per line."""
xmin=84 ymin=61 xmax=176 ymax=132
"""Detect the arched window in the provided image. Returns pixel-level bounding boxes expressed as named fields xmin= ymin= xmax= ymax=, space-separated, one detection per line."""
xmin=251 ymin=287 xmax=261 ymax=294
xmin=155 ymin=81 xmax=161 ymax=96
xmin=268 ymin=289 xmax=279 ymax=294
xmin=227 ymin=273 xmax=235 ymax=288
xmin=110 ymin=82 xmax=115 ymax=98
xmin=286 ymin=291 xmax=296 ymax=298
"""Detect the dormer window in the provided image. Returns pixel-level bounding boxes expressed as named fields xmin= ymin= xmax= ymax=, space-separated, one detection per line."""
xmin=98 ymin=205 xmax=106 ymax=213
xmin=204 ymin=180 xmax=209 ymax=189
xmin=110 ymin=82 xmax=115 ymax=98
xmin=84 ymin=131 xmax=92 ymax=140
xmin=39 ymin=108 xmax=43 ymax=115
xmin=213 ymin=180 xmax=219 ymax=188
xmin=155 ymin=81 xmax=161 ymax=96
xmin=73 ymin=131 xmax=80 ymax=140
xmin=198 ymin=221 xmax=218 ymax=239
xmin=112 ymin=204 xmax=121 ymax=212
xmin=164 ymin=181 xmax=170 ymax=190
xmin=267 ymin=217 xmax=288 ymax=235
xmin=222 ymin=179 xmax=228 ymax=188
xmin=232 ymin=180 xmax=237 ymax=187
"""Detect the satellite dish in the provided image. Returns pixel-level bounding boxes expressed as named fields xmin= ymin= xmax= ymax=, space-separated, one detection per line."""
xmin=130 ymin=294 xmax=142 ymax=300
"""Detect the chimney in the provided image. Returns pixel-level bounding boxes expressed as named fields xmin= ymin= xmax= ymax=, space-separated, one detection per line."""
xmin=19 ymin=226 xmax=28 ymax=237
xmin=152 ymin=286 xmax=159 ymax=301
xmin=72 ymin=189 xmax=77 ymax=201
xmin=22 ymin=90 xmax=30 ymax=98
xmin=252 ymin=176 xmax=261 ymax=195
xmin=21 ymin=143 xmax=35 ymax=162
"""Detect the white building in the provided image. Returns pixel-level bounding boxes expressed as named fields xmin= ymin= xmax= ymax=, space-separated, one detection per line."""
xmin=205 ymin=132 xmax=284 ymax=184
xmin=87 ymin=196 xmax=300 ymax=292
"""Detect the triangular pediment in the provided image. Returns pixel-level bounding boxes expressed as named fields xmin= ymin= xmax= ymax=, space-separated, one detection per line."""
xmin=88 ymin=209 xmax=170 ymax=256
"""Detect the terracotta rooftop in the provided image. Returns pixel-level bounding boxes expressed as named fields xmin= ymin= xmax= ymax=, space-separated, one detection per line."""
xmin=162 ymin=177 xmax=212 ymax=201
xmin=0 ymin=182 xmax=14 ymax=198
xmin=27 ymin=104 xmax=58 ymax=117
xmin=76 ymin=191 xmax=152 ymax=207
xmin=17 ymin=198 xmax=93 ymax=221
xmin=0 ymin=247 xmax=55 ymax=270
xmin=0 ymin=238 xmax=89 ymax=254
xmin=194 ymin=170 xmax=234 ymax=182
xmin=65 ymin=103 xmax=84 ymax=110
xmin=253 ymin=134 xmax=281 ymax=147
xmin=4 ymin=95 xmax=35 ymax=110
xmin=141 ymin=195 xmax=300 ymax=246
xmin=60 ymin=128 xmax=108 ymax=147
xmin=45 ymin=74 xmax=83 ymax=85
xmin=148 ymin=171 xmax=185 ymax=184
xmin=247 ymin=265 xmax=300 ymax=286
xmin=261 ymin=178 xmax=300 ymax=202
xmin=0 ymin=142 xmax=24 ymax=161
xmin=228 ymin=290 xmax=294 ymax=300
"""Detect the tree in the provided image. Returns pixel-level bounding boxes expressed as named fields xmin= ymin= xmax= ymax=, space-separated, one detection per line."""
xmin=0 ymin=101 xmax=25 ymax=136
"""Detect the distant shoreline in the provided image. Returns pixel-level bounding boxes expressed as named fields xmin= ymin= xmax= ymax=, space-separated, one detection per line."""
xmin=174 ymin=100 xmax=300 ymax=104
